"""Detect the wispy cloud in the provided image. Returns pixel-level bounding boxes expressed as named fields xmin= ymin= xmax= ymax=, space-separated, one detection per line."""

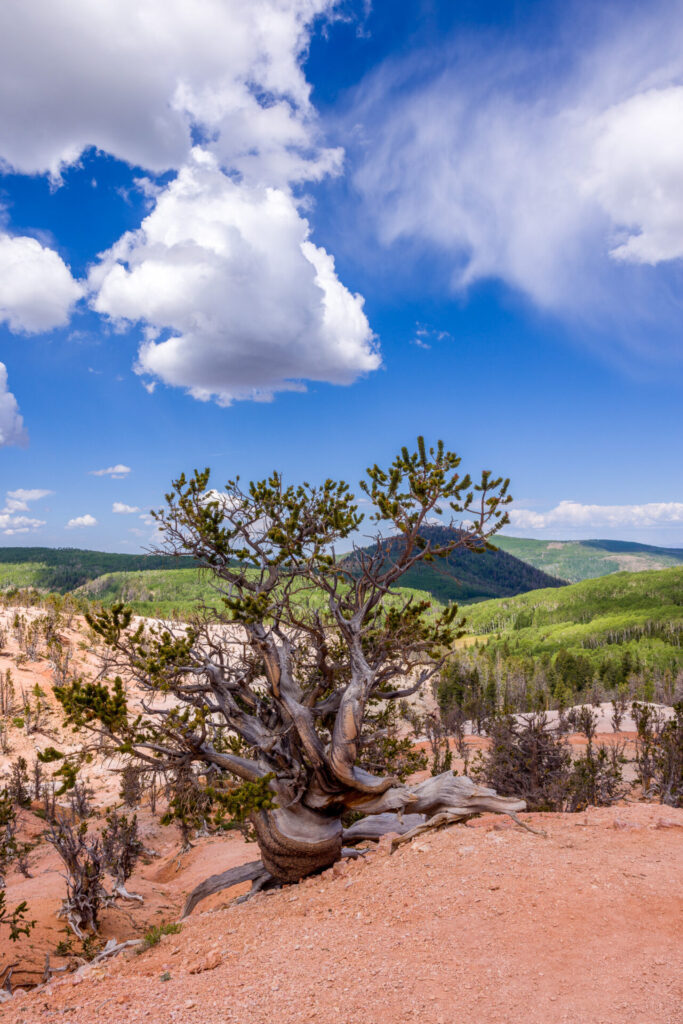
xmin=0 ymin=486 xmax=50 ymax=534
xmin=509 ymin=500 xmax=683 ymax=531
xmin=411 ymin=323 xmax=452 ymax=350
xmin=3 ymin=488 xmax=52 ymax=513
xmin=349 ymin=1 xmax=683 ymax=362
xmin=90 ymin=464 xmax=131 ymax=479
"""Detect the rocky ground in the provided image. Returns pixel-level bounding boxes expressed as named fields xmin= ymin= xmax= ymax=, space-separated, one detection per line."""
xmin=1 ymin=803 xmax=681 ymax=1024
xmin=1 ymin=607 xmax=681 ymax=1023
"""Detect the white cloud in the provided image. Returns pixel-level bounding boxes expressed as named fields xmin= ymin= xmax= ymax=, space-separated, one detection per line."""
xmin=0 ymin=233 xmax=83 ymax=333
xmin=509 ymin=501 xmax=683 ymax=531
xmin=0 ymin=485 xmax=50 ymax=534
xmin=3 ymin=488 xmax=52 ymax=512
xmin=66 ymin=513 xmax=97 ymax=528
xmin=113 ymin=502 xmax=140 ymax=514
xmin=0 ymin=0 xmax=340 ymax=184
xmin=0 ymin=0 xmax=380 ymax=405
xmin=411 ymin=323 xmax=451 ymax=350
xmin=0 ymin=363 xmax=27 ymax=448
xmin=349 ymin=3 xmax=683 ymax=347
xmin=0 ymin=515 xmax=46 ymax=536
xmin=588 ymin=87 xmax=683 ymax=265
xmin=90 ymin=464 xmax=131 ymax=479
xmin=90 ymin=149 xmax=378 ymax=404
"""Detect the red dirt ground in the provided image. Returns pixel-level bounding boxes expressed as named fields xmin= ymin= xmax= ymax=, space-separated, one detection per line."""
xmin=2 ymin=802 xmax=681 ymax=1024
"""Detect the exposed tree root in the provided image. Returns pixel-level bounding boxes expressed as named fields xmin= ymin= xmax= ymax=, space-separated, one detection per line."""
xmin=88 ymin=938 xmax=142 ymax=964
xmin=506 ymin=811 xmax=547 ymax=836
xmin=112 ymin=882 xmax=144 ymax=903
xmin=343 ymin=813 xmax=427 ymax=845
xmin=180 ymin=860 xmax=270 ymax=919
xmin=390 ymin=811 xmax=468 ymax=852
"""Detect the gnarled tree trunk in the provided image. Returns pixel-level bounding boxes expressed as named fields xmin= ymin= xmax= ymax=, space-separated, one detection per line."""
xmin=182 ymin=771 xmax=526 ymax=914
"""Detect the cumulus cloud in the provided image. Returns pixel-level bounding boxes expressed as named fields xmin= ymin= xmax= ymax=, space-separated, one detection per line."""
xmin=0 ymin=364 xmax=27 ymax=448
xmin=0 ymin=0 xmax=340 ymax=184
xmin=112 ymin=502 xmax=140 ymax=514
xmin=0 ymin=233 xmax=83 ymax=333
xmin=349 ymin=2 xmax=683 ymax=350
xmin=0 ymin=485 xmax=50 ymax=534
xmin=589 ymin=86 xmax=683 ymax=265
xmin=0 ymin=0 xmax=381 ymax=405
xmin=90 ymin=149 xmax=378 ymax=404
xmin=66 ymin=513 xmax=97 ymax=528
xmin=90 ymin=464 xmax=131 ymax=478
xmin=3 ymin=488 xmax=53 ymax=512
xmin=0 ymin=515 xmax=46 ymax=536
xmin=509 ymin=501 xmax=683 ymax=531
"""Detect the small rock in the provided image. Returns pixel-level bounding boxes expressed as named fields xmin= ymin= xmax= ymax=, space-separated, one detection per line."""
xmin=377 ymin=832 xmax=399 ymax=856
xmin=188 ymin=949 xmax=222 ymax=974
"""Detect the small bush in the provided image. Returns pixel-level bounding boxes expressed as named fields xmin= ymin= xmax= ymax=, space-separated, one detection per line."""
xmin=472 ymin=710 xmax=627 ymax=812
xmin=472 ymin=713 xmax=572 ymax=811
xmin=633 ymin=700 xmax=683 ymax=806
xmin=139 ymin=921 xmax=182 ymax=952
xmin=101 ymin=810 xmax=143 ymax=890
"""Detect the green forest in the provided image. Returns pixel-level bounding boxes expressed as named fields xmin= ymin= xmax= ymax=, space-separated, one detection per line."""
xmin=494 ymin=536 xmax=683 ymax=582
xmin=439 ymin=568 xmax=683 ymax=720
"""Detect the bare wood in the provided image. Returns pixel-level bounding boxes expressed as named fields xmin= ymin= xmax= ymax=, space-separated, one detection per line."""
xmin=390 ymin=811 xmax=467 ymax=851
xmin=88 ymin=938 xmax=143 ymax=964
xmin=343 ymin=813 xmax=426 ymax=844
xmin=112 ymin=882 xmax=144 ymax=903
xmin=506 ymin=811 xmax=547 ymax=836
xmin=180 ymin=860 xmax=268 ymax=919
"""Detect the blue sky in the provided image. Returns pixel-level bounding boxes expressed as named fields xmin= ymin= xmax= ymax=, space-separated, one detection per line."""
xmin=0 ymin=0 xmax=681 ymax=550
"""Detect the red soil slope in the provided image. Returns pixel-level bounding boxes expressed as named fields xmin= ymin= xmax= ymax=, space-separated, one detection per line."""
xmin=1 ymin=802 xmax=681 ymax=1024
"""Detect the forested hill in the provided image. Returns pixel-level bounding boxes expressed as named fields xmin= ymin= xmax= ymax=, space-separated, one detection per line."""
xmin=0 ymin=547 xmax=198 ymax=592
xmin=350 ymin=525 xmax=566 ymax=603
xmin=494 ymin=537 xmax=683 ymax=582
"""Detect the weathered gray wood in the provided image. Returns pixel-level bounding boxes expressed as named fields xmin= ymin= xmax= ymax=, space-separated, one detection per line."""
xmin=343 ymin=813 xmax=426 ymax=844
xmin=390 ymin=811 xmax=467 ymax=851
xmin=345 ymin=770 xmax=526 ymax=818
xmin=250 ymin=802 xmax=343 ymax=882
xmin=180 ymin=860 xmax=268 ymax=918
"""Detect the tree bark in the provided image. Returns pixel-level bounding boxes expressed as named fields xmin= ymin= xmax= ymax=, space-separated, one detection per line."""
xmin=250 ymin=803 xmax=343 ymax=883
xmin=248 ymin=771 xmax=525 ymax=883
xmin=181 ymin=860 xmax=268 ymax=919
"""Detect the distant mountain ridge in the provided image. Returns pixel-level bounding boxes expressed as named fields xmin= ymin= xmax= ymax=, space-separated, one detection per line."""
xmin=350 ymin=525 xmax=566 ymax=604
xmin=493 ymin=537 xmax=683 ymax=583
xmin=0 ymin=547 xmax=197 ymax=592
xmin=1 ymin=534 xmax=678 ymax=604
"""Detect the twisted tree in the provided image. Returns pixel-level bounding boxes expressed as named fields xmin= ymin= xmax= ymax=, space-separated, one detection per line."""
xmin=56 ymin=438 xmax=525 ymax=911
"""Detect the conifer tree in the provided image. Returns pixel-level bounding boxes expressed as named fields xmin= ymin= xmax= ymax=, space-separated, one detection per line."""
xmin=56 ymin=438 xmax=525 ymax=908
